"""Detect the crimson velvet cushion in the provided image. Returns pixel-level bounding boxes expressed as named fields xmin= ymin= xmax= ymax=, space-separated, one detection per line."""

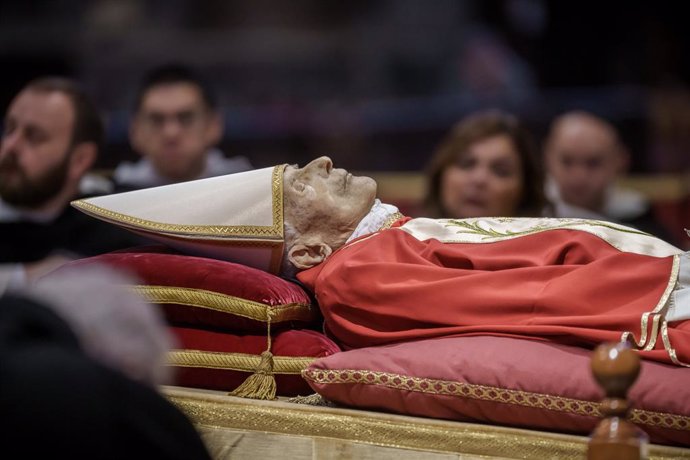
xmin=303 ymin=336 xmax=690 ymax=447
xmin=61 ymin=246 xmax=318 ymax=333
xmin=169 ymin=327 xmax=340 ymax=396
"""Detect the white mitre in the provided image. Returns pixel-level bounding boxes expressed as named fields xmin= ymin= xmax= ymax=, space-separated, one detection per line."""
xmin=72 ymin=165 xmax=287 ymax=274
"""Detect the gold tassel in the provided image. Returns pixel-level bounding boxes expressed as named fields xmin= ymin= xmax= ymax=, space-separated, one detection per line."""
xmin=227 ymin=350 xmax=277 ymax=400
xmin=228 ymin=315 xmax=277 ymax=400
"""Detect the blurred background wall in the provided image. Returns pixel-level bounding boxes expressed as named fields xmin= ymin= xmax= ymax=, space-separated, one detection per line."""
xmin=1 ymin=0 xmax=689 ymax=174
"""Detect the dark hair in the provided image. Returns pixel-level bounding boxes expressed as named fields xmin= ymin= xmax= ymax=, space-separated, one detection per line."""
xmin=24 ymin=77 xmax=105 ymax=155
xmin=133 ymin=63 xmax=217 ymax=112
xmin=424 ymin=109 xmax=547 ymax=218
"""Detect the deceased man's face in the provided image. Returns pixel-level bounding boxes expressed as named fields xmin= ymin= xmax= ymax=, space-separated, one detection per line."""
xmin=283 ymin=156 xmax=377 ymax=247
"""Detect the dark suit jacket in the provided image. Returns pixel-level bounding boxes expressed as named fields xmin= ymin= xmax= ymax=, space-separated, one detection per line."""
xmin=0 ymin=194 xmax=147 ymax=263
xmin=0 ymin=294 xmax=212 ymax=459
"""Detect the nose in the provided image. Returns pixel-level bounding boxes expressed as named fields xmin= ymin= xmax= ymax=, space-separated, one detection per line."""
xmin=0 ymin=130 xmax=21 ymax=160
xmin=161 ymin=118 xmax=183 ymax=138
xmin=307 ymin=156 xmax=333 ymax=175
xmin=467 ymin=164 xmax=490 ymax=186
xmin=567 ymin=164 xmax=590 ymax=186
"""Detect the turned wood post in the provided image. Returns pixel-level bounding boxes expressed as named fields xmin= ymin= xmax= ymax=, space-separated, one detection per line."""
xmin=588 ymin=341 xmax=649 ymax=460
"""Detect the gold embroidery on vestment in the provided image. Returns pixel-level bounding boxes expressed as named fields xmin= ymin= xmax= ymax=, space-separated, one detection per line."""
xmin=437 ymin=218 xmax=663 ymax=254
xmin=621 ymin=255 xmax=679 ymax=351
xmin=445 ymin=218 xmax=652 ymax=240
xmin=379 ymin=212 xmax=404 ymax=231
xmin=660 ymin=320 xmax=690 ymax=367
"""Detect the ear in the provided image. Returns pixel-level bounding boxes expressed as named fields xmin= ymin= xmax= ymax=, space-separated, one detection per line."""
xmin=129 ymin=118 xmax=145 ymax=158
xmin=616 ymin=145 xmax=631 ymax=174
xmin=287 ymin=241 xmax=333 ymax=270
xmin=68 ymin=142 xmax=97 ymax=181
xmin=542 ymin=139 xmax=556 ymax=171
xmin=205 ymin=111 xmax=223 ymax=146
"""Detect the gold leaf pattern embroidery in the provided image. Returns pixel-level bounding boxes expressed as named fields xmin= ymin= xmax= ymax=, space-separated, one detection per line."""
xmin=445 ymin=218 xmax=652 ymax=240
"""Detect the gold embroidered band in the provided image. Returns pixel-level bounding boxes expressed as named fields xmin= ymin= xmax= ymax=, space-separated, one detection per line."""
xmin=168 ymin=349 xmax=316 ymax=374
xmin=303 ymin=368 xmax=690 ymax=432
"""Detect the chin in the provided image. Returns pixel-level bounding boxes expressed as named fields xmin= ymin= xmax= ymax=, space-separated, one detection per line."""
xmin=460 ymin=208 xmax=494 ymax=219
xmin=362 ymin=176 xmax=378 ymax=196
xmin=565 ymin=198 xmax=594 ymax=210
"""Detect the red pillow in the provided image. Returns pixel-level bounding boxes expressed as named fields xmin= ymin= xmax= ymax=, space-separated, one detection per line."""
xmin=303 ymin=336 xmax=690 ymax=447
xmin=61 ymin=246 xmax=318 ymax=333
xmin=169 ymin=327 xmax=340 ymax=396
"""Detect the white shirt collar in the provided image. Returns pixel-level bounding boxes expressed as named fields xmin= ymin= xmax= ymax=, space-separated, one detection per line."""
xmin=0 ymin=198 xmax=61 ymax=223
xmin=545 ymin=176 xmax=648 ymax=220
xmin=112 ymin=149 xmax=252 ymax=188
xmin=346 ymin=199 xmax=400 ymax=243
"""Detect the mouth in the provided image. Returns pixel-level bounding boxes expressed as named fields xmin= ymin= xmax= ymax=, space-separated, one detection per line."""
xmin=463 ymin=197 xmax=487 ymax=208
xmin=162 ymin=148 xmax=182 ymax=157
xmin=0 ymin=165 xmax=19 ymax=176
xmin=342 ymin=172 xmax=351 ymax=191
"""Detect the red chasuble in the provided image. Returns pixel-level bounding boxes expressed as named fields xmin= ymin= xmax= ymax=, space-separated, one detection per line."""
xmin=298 ymin=217 xmax=690 ymax=366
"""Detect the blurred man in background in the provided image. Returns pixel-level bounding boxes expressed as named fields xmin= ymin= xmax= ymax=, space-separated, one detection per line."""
xmin=113 ymin=63 xmax=252 ymax=191
xmin=1 ymin=264 xmax=212 ymax=459
xmin=544 ymin=110 xmax=676 ymax=243
xmin=0 ymin=77 xmax=143 ymax=292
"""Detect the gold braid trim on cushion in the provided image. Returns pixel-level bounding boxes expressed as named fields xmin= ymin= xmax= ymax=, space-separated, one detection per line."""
xmin=302 ymin=368 xmax=690 ymax=432
xmin=168 ymin=349 xmax=315 ymax=374
xmin=130 ymin=285 xmax=313 ymax=322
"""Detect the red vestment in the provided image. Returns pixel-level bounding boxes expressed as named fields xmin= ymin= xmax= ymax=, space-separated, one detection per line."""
xmin=298 ymin=217 xmax=690 ymax=366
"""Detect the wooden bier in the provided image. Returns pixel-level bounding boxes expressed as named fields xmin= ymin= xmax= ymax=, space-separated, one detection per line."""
xmin=588 ymin=341 xmax=650 ymax=460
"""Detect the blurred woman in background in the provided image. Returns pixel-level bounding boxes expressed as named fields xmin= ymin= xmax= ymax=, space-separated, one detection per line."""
xmin=424 ymin=109 xmax=549 ymax=218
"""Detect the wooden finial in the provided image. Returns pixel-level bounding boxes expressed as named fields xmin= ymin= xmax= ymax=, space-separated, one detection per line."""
xmin=587 ymin=341 xmax=649 ymax=460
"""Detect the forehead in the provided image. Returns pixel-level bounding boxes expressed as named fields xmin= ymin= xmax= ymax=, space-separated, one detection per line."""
xmin=7 ymin=89 xmax=75 ymax=133
xmin=551 ymin=120 xmax=617 ymax=157
xmin=139 ymin=82 xmax=206 ymax=112
xmin=464 ymin=134 xmax=519 ymax=160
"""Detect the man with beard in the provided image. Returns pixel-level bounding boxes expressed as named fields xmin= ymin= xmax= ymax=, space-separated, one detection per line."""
xmin=0 ymin=77 xmax=144 ymax=291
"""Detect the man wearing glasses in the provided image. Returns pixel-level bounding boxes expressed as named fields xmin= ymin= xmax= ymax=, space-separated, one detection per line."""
xmin=113 ymin=63 xmax=252 ymax=191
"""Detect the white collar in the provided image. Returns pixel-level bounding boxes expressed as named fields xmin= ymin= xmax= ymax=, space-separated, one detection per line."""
xmin=112 ymin=149 xmax=252 ymax=188
xmin=0 ymin=198 xmax=61 ymax=223
xmin=346 ymin=199 xmax=400 ymax=243
xmin=545 ymin=176 xmax=648 ymax=220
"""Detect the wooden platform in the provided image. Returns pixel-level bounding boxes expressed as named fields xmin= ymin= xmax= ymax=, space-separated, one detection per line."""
xmin=164 ymin=386 xmax=690 ymax=460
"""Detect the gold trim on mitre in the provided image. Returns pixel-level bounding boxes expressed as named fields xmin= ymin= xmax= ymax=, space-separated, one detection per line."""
xmin=72 ymin=165 xmax=288 ymax=273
